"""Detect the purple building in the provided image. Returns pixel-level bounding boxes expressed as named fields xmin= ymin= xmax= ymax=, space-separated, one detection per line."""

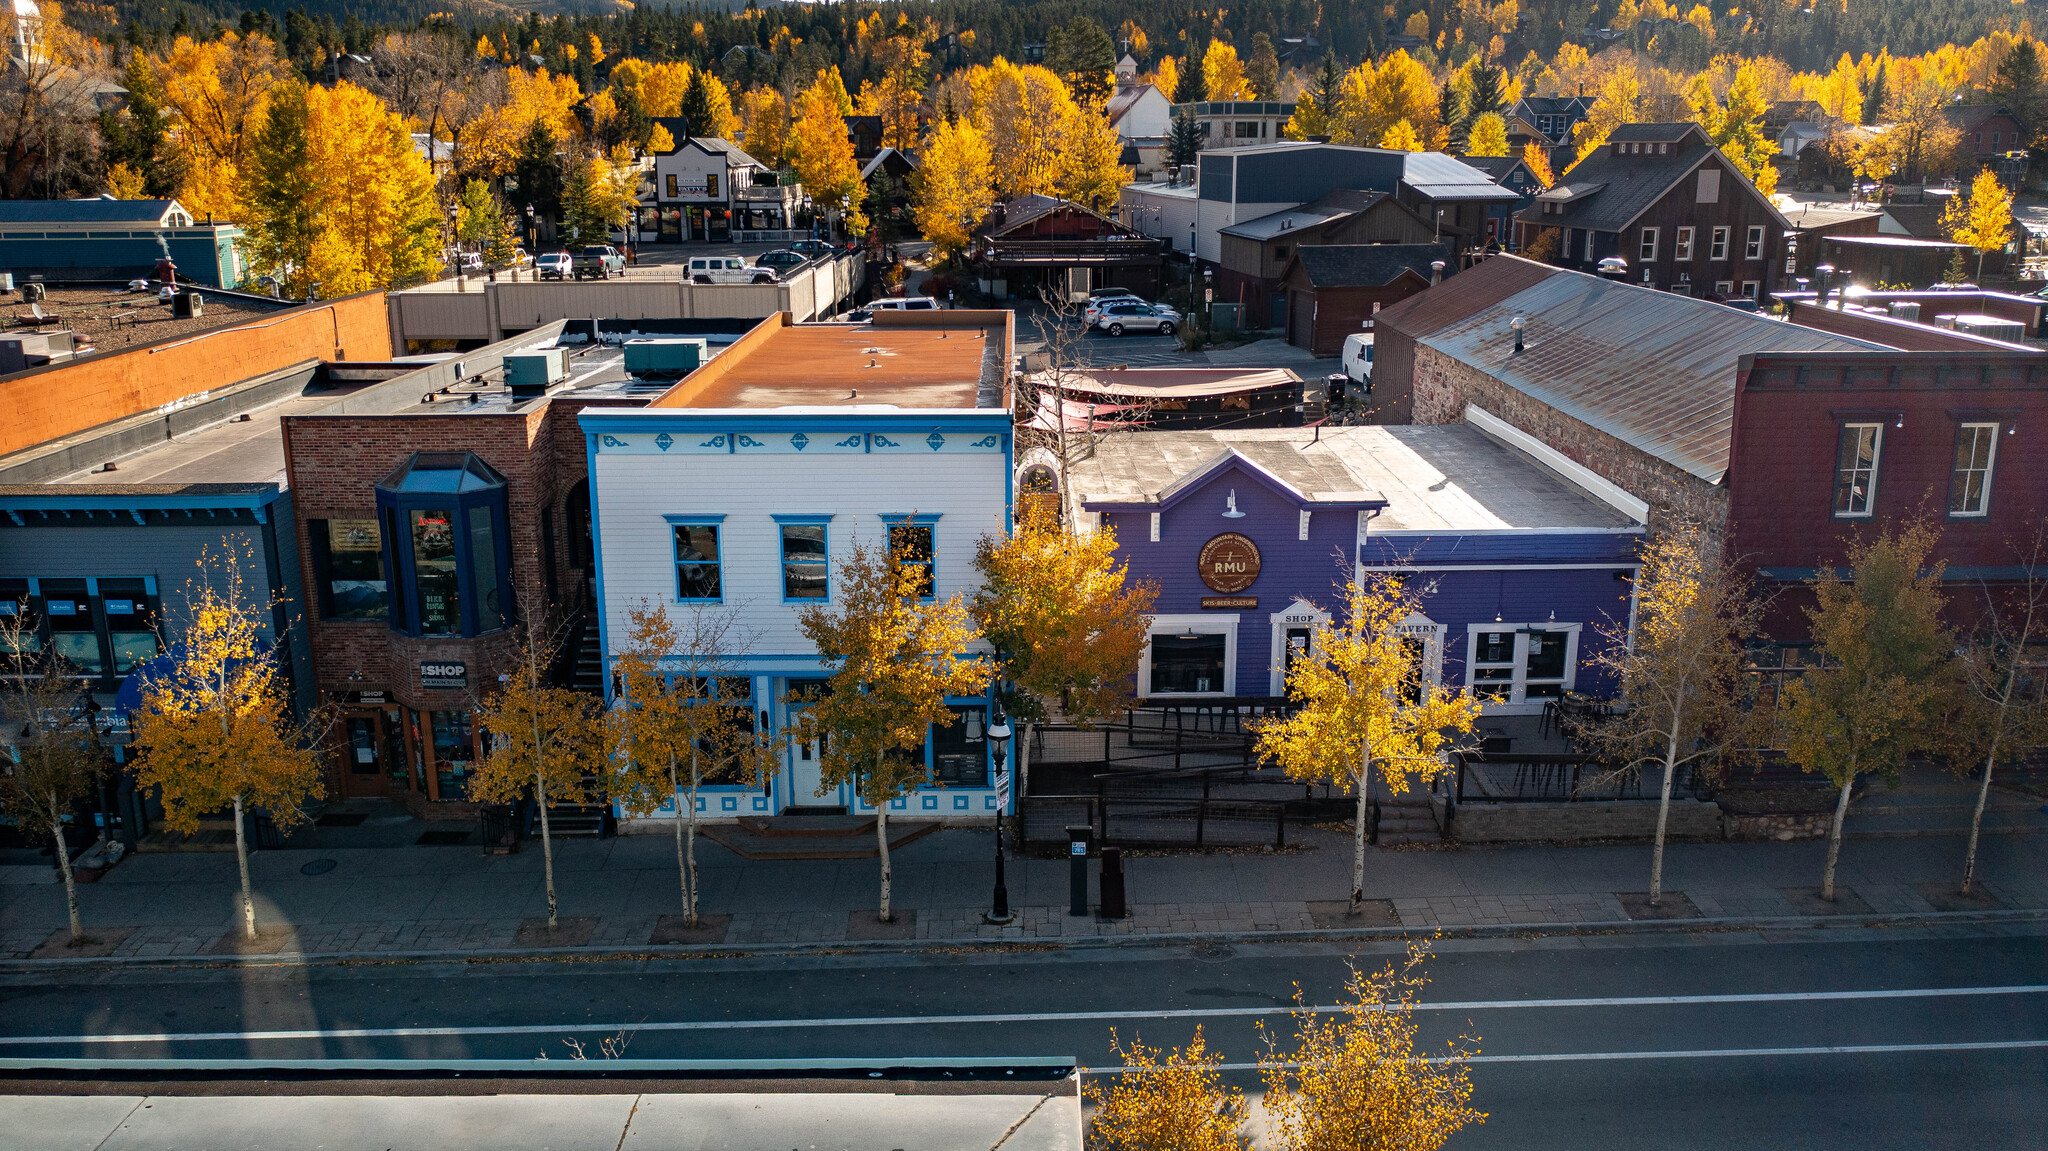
xmin=1068 ymin=420 xmax=1645 ymax=714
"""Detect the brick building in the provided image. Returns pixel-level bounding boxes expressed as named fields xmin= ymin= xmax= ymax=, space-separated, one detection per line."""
xmin=1372 ymin=255 xmax=2048 ymax=640
xmin=281 ymin=323 xmax=659 ymax=812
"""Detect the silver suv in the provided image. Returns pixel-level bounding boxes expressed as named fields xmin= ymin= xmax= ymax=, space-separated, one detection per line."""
xmin=1094 ymin=300 xmax=1180 ymax=336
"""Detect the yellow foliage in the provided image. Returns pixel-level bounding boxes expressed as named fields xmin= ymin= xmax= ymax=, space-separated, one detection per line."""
xmin=1403 ymin=10 xmax=1430 ymax=36
xmin=1085 ymin=1028 xmax=1245 ymax=1150
xmin=1055 ymin=103 xmax=1130 ymax=210
xmin=130 ymin=547 xmax=324 ymax=939
xmin=151 ymin=31 xmax=282 ymax=219
xmin=697 ymin=72 xmax=739 ymax=140
xmin=1521 ymin=141 xmax=1555 ymax=188
xmin=1202 ymin=40 xmax=1251 ymax=99
xmin=302 ymin=82 xmax=441 ymax=293
xmin=1466 ymin=111 xmax=1510 ymax=156
xmin=105 ymin=161 xmax=146 ymax=198
xmin=1150 ymin=54 xmax=1181 ymax=100
xmin=648 ymin=122 xmax=676 ymax=154
xmin=737 ymin=86 xmax=789 ymax=166
xmin=1261 ymin=944 xmax=1486 ymax=1151
xmin=1379 ymin=119 xmax=1425 ymax=151
xmin=1946 ymin=168 xmax=2016 ymax=272
xmin=911 ymin=116 xmax=993 ymax=261
xmin=792 ymin=538 xmax=993 ymax=919
xmin=462 ymin=67 xmax=582 ymax=177
xmin=788 ymin=74 xmax=862 ymax=211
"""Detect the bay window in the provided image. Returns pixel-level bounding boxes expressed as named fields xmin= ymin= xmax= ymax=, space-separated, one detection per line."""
xmin=375 ymin=453 xmax=512 ymax=637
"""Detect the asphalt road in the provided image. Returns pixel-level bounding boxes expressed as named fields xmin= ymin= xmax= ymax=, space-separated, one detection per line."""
xmin=3 ymin=924 xmax=2044 ymax=1148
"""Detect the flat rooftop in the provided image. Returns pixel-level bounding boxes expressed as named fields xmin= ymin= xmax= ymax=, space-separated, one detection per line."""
xmin=650 ymin=311 xmax=1012 ymax=411
xmin=4 ymin=285 xmax=286 ymax=354
xmin=1072 ymin=425 xmax=1635 ymax=531
xmin=47 ymin=385 xmax=359 ymax=487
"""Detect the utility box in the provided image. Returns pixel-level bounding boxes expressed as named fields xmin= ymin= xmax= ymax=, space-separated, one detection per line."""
xmin=1950 ymin=314 xmax=2027 ymax=344
xmin=623 ymin=338 xmax=706 ymax=378
xmin=1887 ymin=302 xmax=1921 ymax=321
xmin=503 ymin=348 xmax=571 ymax=396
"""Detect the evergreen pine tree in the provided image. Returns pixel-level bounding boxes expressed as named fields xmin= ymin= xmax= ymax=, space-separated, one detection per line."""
xmin=241 ymin=78 xmax=318 ymax=296
xmin=1168 ymin=108 xmax=1203 ymax=166
xmin=1860 ymin=61 xmax=1888 ymax=125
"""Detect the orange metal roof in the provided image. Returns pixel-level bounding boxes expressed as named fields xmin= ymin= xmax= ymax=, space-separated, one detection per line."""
xmin=649 ymin=311 xmax=1012 ymax=410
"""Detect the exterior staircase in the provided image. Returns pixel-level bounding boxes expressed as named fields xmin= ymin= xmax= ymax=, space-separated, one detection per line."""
xmin=542 ymin=802 xmax=611 ymax=838
xmin=1373 ymin=796 xmax=1443 ymax=846
xmin=571 ymin=617 xmax=603 ymax=695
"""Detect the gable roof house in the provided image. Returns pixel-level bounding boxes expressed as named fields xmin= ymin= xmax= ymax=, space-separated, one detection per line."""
xmin=1215 ymin=189 xmax=1441 ymax=324
xmin=645 ymin=125 xmax=797 ymax=243
xmin=1514 ymin=122 xmax=1791 ymax=300
xmin=1943 ymin=104 xmax=2026 ymax=169
xmin=1106 ymin=82 xmax=1174 ymax=178
xmin=1278 ymin=243 xmax=1453 ymax=354
xmin=974 ymin=194 xmax=1166 ymax=299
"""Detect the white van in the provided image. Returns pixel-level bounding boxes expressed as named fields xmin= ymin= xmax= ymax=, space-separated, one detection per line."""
xmin=1341 ymin=332 xmax=1375 ymax=386
xmin=688 ymin=256 xmax=776 ymax=285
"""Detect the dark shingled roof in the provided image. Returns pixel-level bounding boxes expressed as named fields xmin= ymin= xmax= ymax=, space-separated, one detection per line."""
xmin=1514 ymin=122 xmax=1784 ymax=235
xmin=1286 ymin=243 xmax=1453 ymax=288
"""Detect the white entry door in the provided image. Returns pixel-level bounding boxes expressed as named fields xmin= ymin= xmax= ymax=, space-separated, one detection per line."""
xmin=785 ymin=679 xmax=832 ymax=807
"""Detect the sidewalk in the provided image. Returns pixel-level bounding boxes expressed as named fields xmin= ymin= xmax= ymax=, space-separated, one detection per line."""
xmin=6 ymin=792 xmax=2045 ymax=961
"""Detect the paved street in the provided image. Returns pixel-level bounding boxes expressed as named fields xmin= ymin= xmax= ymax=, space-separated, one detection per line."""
xmin=1 ymin=924 xmax=2042 ymax=1147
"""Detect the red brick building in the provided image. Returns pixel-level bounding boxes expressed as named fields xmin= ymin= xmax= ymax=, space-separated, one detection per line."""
xmin=281 ymin=323 xmax=649 ymax=813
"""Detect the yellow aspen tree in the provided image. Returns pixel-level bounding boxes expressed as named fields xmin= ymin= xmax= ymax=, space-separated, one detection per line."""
xmin=1946 ymin=168 xmax=2016 ymax=282
xmin=1586 ymin=522 xmax=1760 ymax=907
xmin=1571 ymin=65 xmax=1642 ymax=168
xmin=1465 ymin=111 xmax=1510 ymax=156
xmin=639 ymin=61 xmax=695 ymax=119
xmin=151 ymin=31 xmax=282 ymax=219
xmin=648 ymin=122 xmax=677 ymax=154
xmin=793 ymin=539 xmax=993 ymax=922
xmin=1366 ymin=51 xmax=1439 ymax=146
xmin=473 ymin=617 xmax=610 ymax=932
xmin=1201 ymin=41 xmax=1251 ymax=100
xmin=460 ymin=67 xmax=582 ymax=177
xmin=105 ymin=162 xmax=147 ymax=198
xmin=304 ymin=81 xmax=441 ymax=293
xmin=1262 ymin=943 xmax=1485 ymax=1150
xmin=1255 ymin=572 xmax=1478 ymax=913
xmin=1 ymin=613 xmax=108 ymax=944
xmin=811 ymin=65 xmax=855 ymax=116
xmin=1054 ymin=104 xmax=1130 ymax=211
xmin=1379 ymin=119 xmax=1426 ymax=151
xmin=971 ymin=500 xmax=1157 ymax=807
xmin=1150 ymin=56 xmax=1181 ymax=103
xmin=738 ymin=87 xmax=790 ymax=166
xmin=1085 ymin=1028 xmax=1245 ymax=1150
xmin=911 ymin=116 xmax=993 ymax=262
xmin=1520 ymin=141 xmax=1556 ymax=188
xmin=611 ymin=602 xmax=777 ymax=928
xmin=1779 ymin=522 xmax=1958 ymax=902
xmin=697 ymin=73 xmax=740 ymax=141
xmin=788 ymin=77 xmax=863 ymax=221
xmin=131 ymin=547 xmax=324 ymax=941
xmin=867 ymin=30 xmax=931 ymax=150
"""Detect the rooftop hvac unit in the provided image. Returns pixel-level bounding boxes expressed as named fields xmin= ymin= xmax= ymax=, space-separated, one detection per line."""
xmin=623 ymin=338 xmax=707 ymax=378
xmin=171 ymin=290 xmax=203 ymax=319
xmin=1887 ymin=302 xmax=1921 ymax=321
xmin=504 ymin=348 xmax=571 ymax=397
xmin=1951 ymin=314 xmax=2027 ymax=344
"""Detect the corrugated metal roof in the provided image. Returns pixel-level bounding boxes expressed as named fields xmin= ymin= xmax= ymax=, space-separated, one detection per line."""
xmin=1380 ymin=255 xmax=1884 ymax=484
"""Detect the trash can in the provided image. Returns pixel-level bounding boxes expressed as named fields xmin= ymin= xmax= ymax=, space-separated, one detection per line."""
xmin=1099 ymin=846 xmax=1127 ymax=919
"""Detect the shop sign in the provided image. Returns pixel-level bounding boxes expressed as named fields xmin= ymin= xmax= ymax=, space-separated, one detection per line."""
xmin=420 ymin=660 xmax=467 ymax=690
xmin=1201 ymin=596 xmax=1257 ymax=609
xmin=1197 ymin=532 xmax=1262 ymax=594
xmin=342 ymin=690 xmax=388 ymax=704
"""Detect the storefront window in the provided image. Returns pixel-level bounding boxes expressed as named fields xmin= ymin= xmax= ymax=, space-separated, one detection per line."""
xmin=41 ymin=578 xmax=101 ymax=676
xmin=1470 ymin=629 xmax=1516 ymax=701
xmin=0 ymin=579 xmax=36 ymax=658
xmin=100 ymin=578 xmax=159 ymax=674
xmin=432 ymin=709 xmax=475 ymax=800
xmin=1152 ymin=633 xmax=1226 ymax=694
xmin=375 ymin=453 xmax=512 ymax=638
xmin=933 ymin=704 xmax=988 ymax=786
xmin=411 ymin=509 xmax=460 ymax=635
xmin=310 ymin=518 xmax=388 ymax=621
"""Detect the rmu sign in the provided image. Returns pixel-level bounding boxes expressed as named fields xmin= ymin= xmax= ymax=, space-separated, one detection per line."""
xmin=1198 ymin=533 xmax=1261 ymax=594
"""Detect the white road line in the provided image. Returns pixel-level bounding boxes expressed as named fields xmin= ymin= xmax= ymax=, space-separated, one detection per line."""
xmin=1095 ymin=1038 xmax=2048 ymax=1073
xmin=4 ymin=985 xmax=2045 ymax=1048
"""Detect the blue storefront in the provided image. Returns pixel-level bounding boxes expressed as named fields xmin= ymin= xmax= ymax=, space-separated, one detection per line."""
xmin=0 ymin=199 xmax=246 ymax=288
xmin=1070 ymin=423 xmax=1644 ymax=712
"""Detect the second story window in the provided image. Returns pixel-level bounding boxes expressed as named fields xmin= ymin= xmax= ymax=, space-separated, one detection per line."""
xmin=1833 ymin=423 xmax=1882 ymax=518
xmin=1746 ymin=225 xmax=1765 ymax=259
xmin=671 ymin=521 xmax=723 ymax=602
xmin=309 ymin=518 xmax=388 ymax=621
xmin=777 ymin=518 xmax=830 ymax=602
xmin=1639 ymin=227 xmax=1659 ymax=261
xmin=1675 ymin=226 xmax=1695 ymax=260
xmin=883 ymin=516 xmax=939 ymax=600
xmin=1710 ymin=226 xmax=1731 ymax=260
xmin=1949 ymin=423 xmax=2000 ymax=517
xmin=374 ymin=452 xmax=511 ymax=638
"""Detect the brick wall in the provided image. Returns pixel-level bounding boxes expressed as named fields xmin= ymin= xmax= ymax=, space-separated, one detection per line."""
xmin=1409 ymin=345 xmax=1728 ymax=534
xmin=0 ymin=290 xmax=390 ymax=459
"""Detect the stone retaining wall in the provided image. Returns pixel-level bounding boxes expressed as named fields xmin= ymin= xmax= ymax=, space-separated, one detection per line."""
xmin=1450 ymin=799 xmax=1726 ymax=844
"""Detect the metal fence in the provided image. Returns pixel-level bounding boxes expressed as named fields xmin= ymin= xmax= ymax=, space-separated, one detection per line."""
xmin=1447 ymin=751 xmax=1706 ymax=803
xmin=1020 ymin=795 xmax=1291 ymax=850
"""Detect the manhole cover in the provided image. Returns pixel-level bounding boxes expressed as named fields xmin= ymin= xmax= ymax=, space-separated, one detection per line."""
xmin=1191 ymin=943 xmax=1236 ymax=962
xmin=300 ymin=858 xmax=337 ymax=876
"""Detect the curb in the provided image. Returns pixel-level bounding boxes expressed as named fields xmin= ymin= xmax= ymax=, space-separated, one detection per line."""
xmin=7 ymin=907 xmax=2045 ymax=973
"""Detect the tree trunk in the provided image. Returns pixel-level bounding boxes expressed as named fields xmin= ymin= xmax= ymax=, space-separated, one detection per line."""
xmin=1017 ymin=719 xmax=1035 ymax=827
xmin=876 ymin=752 xmax=894 ymax=922
xmin=686 ymin=750 xmax=702 ymax=926
xmin=1350 ymin=750 xmax=1372 ymax=912
xmin=1963 ymin=741 xmax=1999 ymax=896
xmin=1821 ymin=773 xmax=1854 ymax=902
xmin=669 ymin=752 xmax=692 ymax=925
xmin=232 ymin=794 xmax=257 ymax=939
xmin=50 ymin=794 xmax=82 ymax=942
xmin=1649 ymin=726 xmax=1681 ymax=907
xmin=535 ymin=768 xmax=558 ymax=930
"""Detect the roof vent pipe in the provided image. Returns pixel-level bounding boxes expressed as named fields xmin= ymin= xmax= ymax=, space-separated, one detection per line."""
xmin=1511 ymin=316 xmax=1526 ymax=354
xmin=1430 ymin=260 xmax=1445 ymax=285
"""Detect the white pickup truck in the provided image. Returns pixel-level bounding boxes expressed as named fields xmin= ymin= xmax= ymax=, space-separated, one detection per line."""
xmin=688 ymin=256 xmax=777 ymax=285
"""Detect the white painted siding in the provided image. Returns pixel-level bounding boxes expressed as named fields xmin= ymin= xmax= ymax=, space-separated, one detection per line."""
xmin=594 ymin=451 xmax=1009 ymax=656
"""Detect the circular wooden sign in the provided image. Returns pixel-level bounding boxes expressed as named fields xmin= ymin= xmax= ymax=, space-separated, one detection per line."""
xmin=1198 ymin=532 xmax=1262 ymax=593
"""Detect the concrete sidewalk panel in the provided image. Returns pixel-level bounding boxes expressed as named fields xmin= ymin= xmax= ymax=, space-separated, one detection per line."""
xmin=0 ymin=1095 xmax=141 ymax=1151
xmin=90 ymin=1094 xmax=639 ymax=1151
xmin=621 ymin=1092 xmax=1049 ymax=1151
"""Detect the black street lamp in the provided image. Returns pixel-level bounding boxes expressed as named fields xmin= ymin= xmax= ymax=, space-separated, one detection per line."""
xmin=986 ymin=701 xmax=1013 ymax=925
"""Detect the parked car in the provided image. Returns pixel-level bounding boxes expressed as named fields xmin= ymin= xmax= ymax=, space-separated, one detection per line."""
xmin=755 ymin=249 xmax=808 ymax=275
xmin=1341 ymin=332 xmax=1374 ymax=386
xmin=572 ymin=245 xmax=625 ymax=279
xmin=535 ymin=251 xmax=572 ymax=280
xmin=689 ymin=255 xmax=777 ymax=284
xmin=1094 ymin=300 xmax=1180 ymax=336
xmin=787 ymin=239 xmax=835 ymax=258
xmin=1085 ymin=288 xmax=1141 ymax=324
xmin=846 ymin=296 xmax=941 ymax=321
xmin=453 ymin=251 xmax=484 ymax=273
